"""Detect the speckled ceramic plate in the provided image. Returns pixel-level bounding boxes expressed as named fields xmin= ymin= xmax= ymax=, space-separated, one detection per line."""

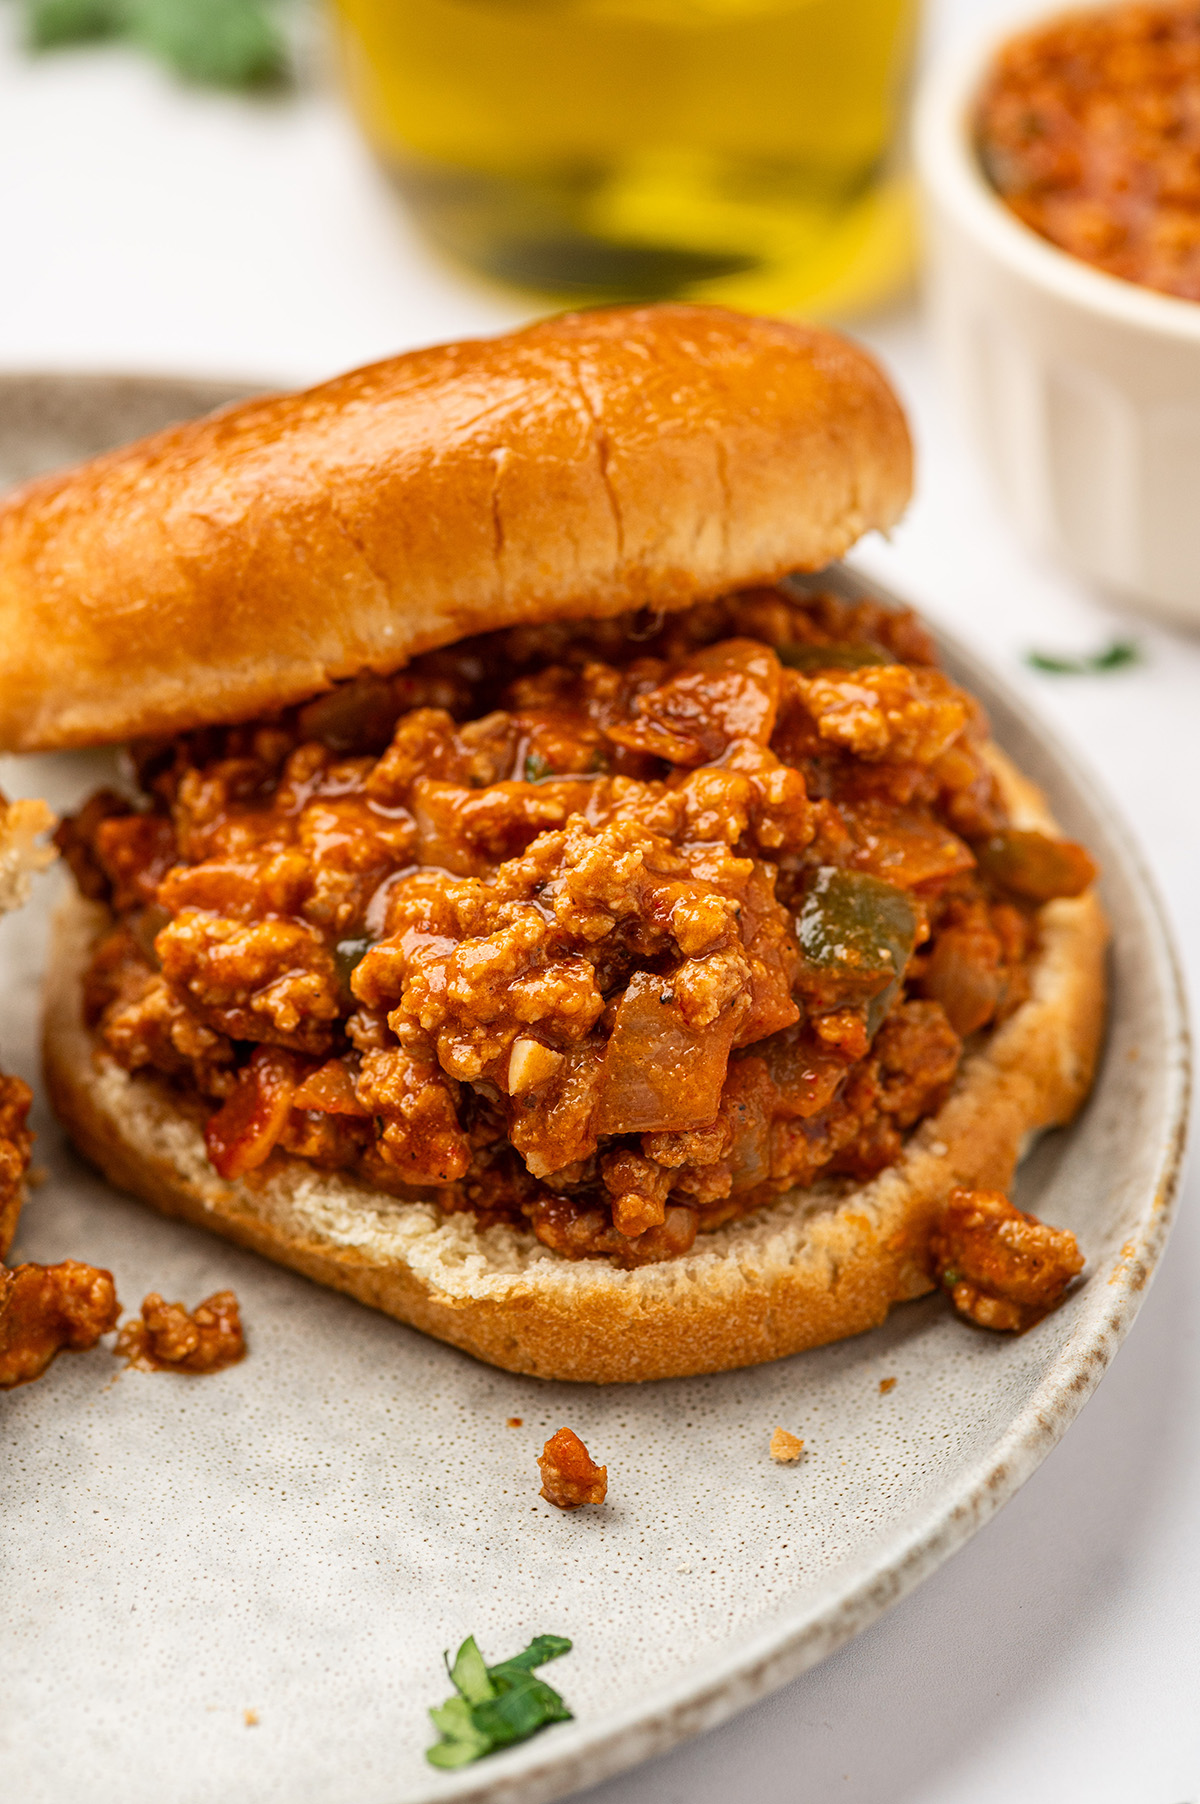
xmin=0 ymin=376 xmax=1189 ymax=1804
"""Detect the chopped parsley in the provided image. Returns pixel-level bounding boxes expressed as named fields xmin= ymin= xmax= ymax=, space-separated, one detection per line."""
xmin=426 ymin=1634 xmax=573 ymax=1769
xmin=523 ymin=751 xmax=554 ymax=782
xmin=1025 ymin=639 xmax=1141 ymax=675
xmin=20 ymin=0 xmax=291 ymax=88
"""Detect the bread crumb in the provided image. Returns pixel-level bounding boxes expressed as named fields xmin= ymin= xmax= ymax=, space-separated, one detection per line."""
xmin=506 ymin=1416 xmax=523 ymax=1427
xmin=0 ymin=795 xmax=55 ymax=916
xmin=244 ymin=1710 xmax=259 ymax=1728
xmin=929 ymin=1140 xmax=948 ymax=1158
xmin=879 ymin=1376 xmax=897 ymax=1395
xmin=769 ymin=1426 xmax=804 ymax=1463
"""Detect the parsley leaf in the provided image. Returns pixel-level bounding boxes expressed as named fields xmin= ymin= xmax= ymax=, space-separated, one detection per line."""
xmin=427 ymin=1696 xmax=492 ymax=1770
xmin=25 ymin=0 xmax=122 ymax=48
xmin=126 ymin=0 xmax=286 ymax=87
xmin=523 ymin=751 xmax=554 ymax=782
xmin=448 ymin=1635 xmax=494 ymax=1708
xmin=426 ymin=1634 xmax=573 ymax=1770
xmin=1025 ymin=639 xmax=1141 ymax=675
xmin=491 ymin=1633 xmax=573 ymax=1673
xmin=18 ymin=0 xmax=290 ymax=89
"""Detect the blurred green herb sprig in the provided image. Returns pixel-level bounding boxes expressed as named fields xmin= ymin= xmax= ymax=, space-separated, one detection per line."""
xmin=426 ymin=1634 xmax=574 ymax=1769
xmin=20 ymin=0 xmax=291 ymax=90
xmin=1025 ymin=639 xmax=1142 ymax=675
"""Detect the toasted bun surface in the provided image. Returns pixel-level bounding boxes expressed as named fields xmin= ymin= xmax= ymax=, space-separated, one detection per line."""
xmin=42 ymin=750 xmax=1107 ymax=1384
xmin=0 ymin=305 xmax=911 ymax=754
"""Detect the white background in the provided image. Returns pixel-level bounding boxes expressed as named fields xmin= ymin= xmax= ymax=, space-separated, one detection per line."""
xmin=0 ymin=0 xmax=1197 ymax=1798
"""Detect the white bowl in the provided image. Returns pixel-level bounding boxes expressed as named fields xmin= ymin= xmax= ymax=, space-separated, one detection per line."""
xmin=915 ymin=7 xmax=1200 ymax=628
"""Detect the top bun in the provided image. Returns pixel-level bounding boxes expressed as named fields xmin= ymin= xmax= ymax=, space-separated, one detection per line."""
xmin=0 ymin=304 xmax=912 ymax=753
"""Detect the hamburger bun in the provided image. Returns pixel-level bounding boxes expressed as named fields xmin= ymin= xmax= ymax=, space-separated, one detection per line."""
xmin=43 ymin=749 xmax=1106 ymax=1384
xmin=0 ymin=305 xmax=910 ymax=754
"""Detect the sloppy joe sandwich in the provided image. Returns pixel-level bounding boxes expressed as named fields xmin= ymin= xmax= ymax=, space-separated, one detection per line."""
xmin=0 ymin=791 xmax=55 ymax=920
xmin=0 ymin=792 xmax=120 ymax=1390
xmin=0 ymin=790 xmax=55 ymax=1254
xmin=0 ymin=305 xmax=1107 ymax=1382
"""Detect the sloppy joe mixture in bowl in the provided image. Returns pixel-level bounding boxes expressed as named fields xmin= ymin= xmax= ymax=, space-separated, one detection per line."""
xmin=977 ymin=0 xmax=1200 ymax=302
xmin=59 ymin=585 xmax=1093 ymax=1269
xmin=916 ymin=0 xmax=1200 ymax=624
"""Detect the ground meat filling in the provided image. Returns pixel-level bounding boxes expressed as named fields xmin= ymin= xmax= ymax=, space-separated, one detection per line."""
xmin=63 ymin=587 xmax=1096 ymax=1267
xmin=0 ymin=1260 xmax=120 ymax=1389
xmin=115 ymin=1289 xmax=246 ymax=1373
xmin=0 ymin=1072 xmax=34 ymax=1257
xmin=0 ymin=1072 xmax=122 ymax=1388
xmin=930 ymin=1187 xmax=1085 ymax=1332
xmin=538 ymin=1427 xmax=608 ymax=1509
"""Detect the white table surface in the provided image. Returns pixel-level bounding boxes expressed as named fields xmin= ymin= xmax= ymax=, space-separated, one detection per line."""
xmin=0 ymin=2 xmax=1196 ymax=1799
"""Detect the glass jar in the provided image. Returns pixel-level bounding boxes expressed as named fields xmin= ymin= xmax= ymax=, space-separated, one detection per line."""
xmin=332 ymin=0 xmax=919 ymax=313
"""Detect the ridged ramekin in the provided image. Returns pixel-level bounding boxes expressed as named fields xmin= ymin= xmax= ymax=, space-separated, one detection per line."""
xmin=915 ymin=9 xmax=1200 ymax=628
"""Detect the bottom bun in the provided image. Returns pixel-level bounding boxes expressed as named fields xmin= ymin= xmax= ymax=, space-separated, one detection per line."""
xmin=42 ymin=749 xmax=1107 ymax=1383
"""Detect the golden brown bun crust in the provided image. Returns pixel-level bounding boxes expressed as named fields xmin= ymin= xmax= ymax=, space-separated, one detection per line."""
xmin=41 ymin=749 xmax=1107 ymax=1383
xmin=0 ymin=306 xmax=912 ymax=753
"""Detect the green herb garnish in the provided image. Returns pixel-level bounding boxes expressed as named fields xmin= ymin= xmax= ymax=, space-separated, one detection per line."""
xmin=25 ymin=0 xmax=120 ymax=47
xmin=1025 ymin=639 xmax=1141 ymax=675
xmin=523 ymin=751 xmax=554 ymax=782
xmin=21 ymin=0 xmax=290 ymax=88
xmin=426 ymin=1634 xmax=573 ymax=1770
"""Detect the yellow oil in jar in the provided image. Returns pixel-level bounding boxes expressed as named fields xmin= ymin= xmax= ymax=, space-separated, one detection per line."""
xmin=332 ymin=0 xmax=919 ymax=314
